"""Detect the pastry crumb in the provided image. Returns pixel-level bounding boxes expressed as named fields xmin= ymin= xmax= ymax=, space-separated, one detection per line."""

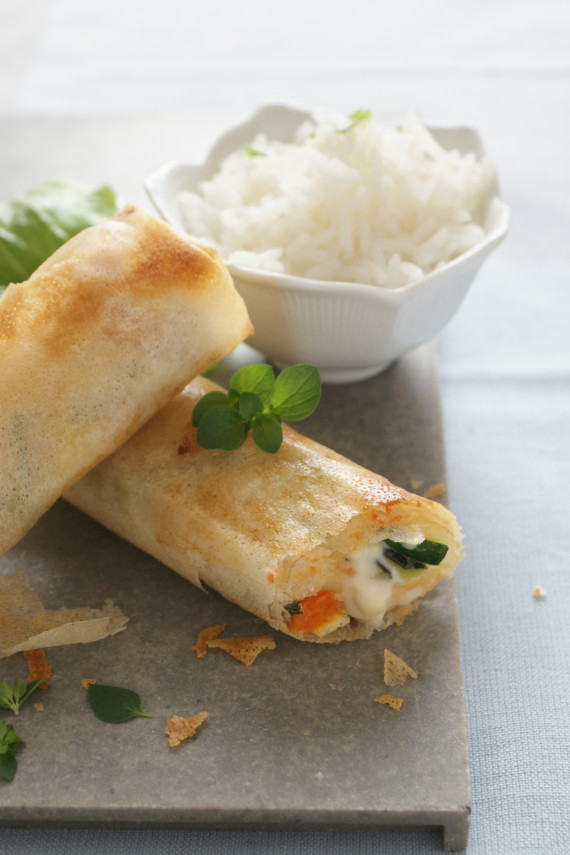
xmin=424 ymin=482 xmax=446 ymax=499
xmin=24 ymin=649 xmax=51 ymax=688
xmin=81 ymin=678 xmax=97 ymax=690
xmin=384 ymin=648 xmax=418 ymax=687
xmin=207 ymin=634 xmax=276 ymax=666
xmin=532 ymin=586 xmax=547 ymax=599
xmin=191 ymin=624 xmax=226 ymax=659
xmin=410 ymin=479 xmax=424 ymax=491
xmin=33 ymin=703 xmax=44 ymax=712
xmin=166 ymin=712 xmax=209 ymax=748
xmin=374 ymin=694 xmax=404 ymax=711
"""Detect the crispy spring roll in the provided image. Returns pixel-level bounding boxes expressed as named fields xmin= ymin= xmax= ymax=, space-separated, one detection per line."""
xmin=66 ymin=376 xmax=464 ymax=643
xmin=0 ymin=206 xmax=252 ymax=556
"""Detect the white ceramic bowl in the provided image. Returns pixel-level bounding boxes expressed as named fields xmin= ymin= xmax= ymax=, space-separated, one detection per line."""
xmin=145 ymin=104 xmax=509 ymax=383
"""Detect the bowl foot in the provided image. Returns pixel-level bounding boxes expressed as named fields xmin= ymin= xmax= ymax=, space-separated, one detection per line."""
xmin=273 ymin=360 xmax=394 ymax=384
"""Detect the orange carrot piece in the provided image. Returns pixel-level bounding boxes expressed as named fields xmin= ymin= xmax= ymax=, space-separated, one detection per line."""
xmin=288 ymin=591 xmax=345 ymax=635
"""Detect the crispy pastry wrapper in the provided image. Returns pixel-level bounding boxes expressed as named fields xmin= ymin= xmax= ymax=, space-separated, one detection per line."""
xmin=66 ymin=377 xmax=464 ymax=643
xmin=0 ymin=569 xmax=128 ymax=658
xmin=0 ymin=206 xmax=252 ymax=557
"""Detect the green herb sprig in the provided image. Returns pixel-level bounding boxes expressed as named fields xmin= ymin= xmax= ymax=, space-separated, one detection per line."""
xmin=192 ymin=363 xmax=321 ymax=454
xmin=0 ymin=678 xmax=45 ymax=716
xmin=337 ymin=109 xmax=372 ymax=134
xmin=87 ymin=683 xmax=153 ymax=724
xmin=0 ymin=721 xmax=23 ymax=782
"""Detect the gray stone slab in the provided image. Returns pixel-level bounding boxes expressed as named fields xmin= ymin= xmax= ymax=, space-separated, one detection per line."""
xmin=0 ymin=343 xmax=470 ymax=850
xmin=0 ymin=118 xmax=470 ymax=850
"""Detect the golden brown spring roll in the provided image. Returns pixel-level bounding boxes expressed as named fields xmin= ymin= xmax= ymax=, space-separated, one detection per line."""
xmin=65 ymin=376 xmax=464 ymax=642
xmin=0 ymin=206 xmax=252 ymax=556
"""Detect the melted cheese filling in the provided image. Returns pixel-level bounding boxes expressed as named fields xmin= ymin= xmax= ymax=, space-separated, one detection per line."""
xmin=341 ymin=527 xmax=433 ymax=628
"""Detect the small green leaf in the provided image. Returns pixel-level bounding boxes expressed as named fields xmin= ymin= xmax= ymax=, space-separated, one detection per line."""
xmin=337 ymin=109 xmax=371 ymax=134
xmin=230 ymin=364 xmax=275 ymax=404
xmin=238 ymin=391 xmax=264 ymax=421
xmin=244 ymin=147 xmax=266 ymax=157
xmin=196 ymin=406 xmax=249 ymax=451
xmin=87 ymin=683 xmax=153 ymax=724
xmin=252 ymin=412 xmax=283 ymax=454
xmin=0 ymin=754 xmax=18 ymax=782
xmin=270 ymin=364 xmax=321 ymax=420
xmin=0 ymin=677 xmax=45 ymax=715
xmin=0 ymin=721 xmax=22 ymax=781
xmin=191 ymin=391 xmax=232 ymax=427
xmin=0 ymin=721 xmax=22 ymax=751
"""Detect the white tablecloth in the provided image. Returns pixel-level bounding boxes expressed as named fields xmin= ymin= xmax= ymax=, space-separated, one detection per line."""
xmin=1 ymin=1 xmax=569 ymax=852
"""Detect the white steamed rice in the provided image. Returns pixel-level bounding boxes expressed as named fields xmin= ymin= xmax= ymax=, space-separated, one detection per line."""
xmin=179 ymin=110 xmax=497 ymax=289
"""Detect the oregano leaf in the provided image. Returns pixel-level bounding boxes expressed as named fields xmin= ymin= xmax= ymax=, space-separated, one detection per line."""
xmin=270 ymin=364 xmax=321 ymax=420
xmin=0 ymin=721 xmax=22 ymax=781
xmin=230 ymin=364 xmax=275 ymax=403
xmin=196 ymin=406 xmax=249 ymax=451
xmin=252 ymin=412 xmax=283 ymax=454
xmin=0 ymin=677 xmax=45 ymax=715
xmin=87 ymin=683 xmax=153 ymax=724
xmin=238 ymin=391 xmax=264 ymax=422
xmin=0 ymin=753 xmax=18 ymax=782
xmin=193 ymin=363 xmax=321 ymax=454
xmin=191 ymin=391 xmax=232 ymax=427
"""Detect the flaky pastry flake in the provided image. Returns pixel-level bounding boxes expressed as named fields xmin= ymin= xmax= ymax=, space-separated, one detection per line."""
xmin=207 ymin=635 xmax=276 ymax=666
xmin=191 ymin=624 xmax=226 ymax=659
xmin=166 ymin=712 xmax=209 ymax=748
xmin=384 ymin=648 xmax=418 ymax=687
xmin=24 ymin=648 xmax=51 ymax=688
xmin=374 ymin=694 xmax=404 ymax=711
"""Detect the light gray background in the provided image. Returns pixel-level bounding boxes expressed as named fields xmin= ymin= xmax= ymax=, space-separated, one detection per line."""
xmin=1 ymin=1 xmax=569 ymax=853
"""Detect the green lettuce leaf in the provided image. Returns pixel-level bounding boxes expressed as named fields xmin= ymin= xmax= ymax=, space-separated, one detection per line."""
xmin=0 ymin=178 xmax=118 ymax=292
